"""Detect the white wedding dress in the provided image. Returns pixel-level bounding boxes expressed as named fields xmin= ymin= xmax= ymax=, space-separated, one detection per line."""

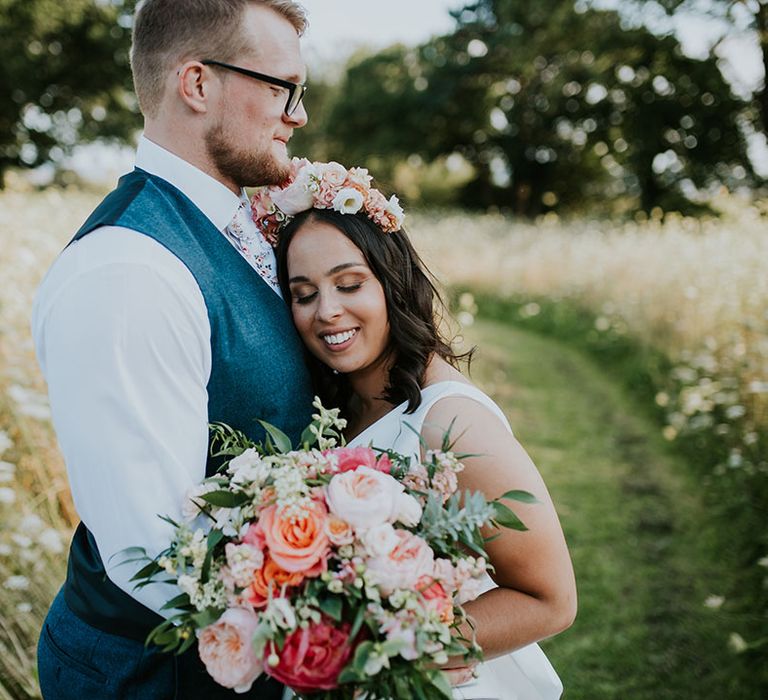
xmin=347 ymin=380 xmax=564 ymax=700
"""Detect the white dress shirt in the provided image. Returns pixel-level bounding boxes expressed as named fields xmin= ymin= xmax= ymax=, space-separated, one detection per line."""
xmin=32 ymin=137 xmax=267 ymax=618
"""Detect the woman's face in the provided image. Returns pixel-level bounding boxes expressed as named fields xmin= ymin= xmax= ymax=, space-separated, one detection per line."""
xmin=286 ymin=221 xmax=390 ymax=378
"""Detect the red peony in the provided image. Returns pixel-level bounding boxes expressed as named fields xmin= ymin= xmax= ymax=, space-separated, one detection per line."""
xmin=266 ymin=617 xmax=355 ymax=692
xmin=329 ymin=446 xmax=392 ymax=474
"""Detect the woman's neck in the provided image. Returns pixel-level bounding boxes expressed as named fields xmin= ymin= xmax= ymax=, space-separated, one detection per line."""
xmin=343 ymin=356 xmax=395 ymax=439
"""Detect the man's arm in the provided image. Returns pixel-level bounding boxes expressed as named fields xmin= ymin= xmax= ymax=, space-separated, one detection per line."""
xmin=33 ymin=228 xmax=212 ymax=617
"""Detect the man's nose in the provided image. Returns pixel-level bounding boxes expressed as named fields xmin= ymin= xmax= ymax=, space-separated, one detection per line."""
xmin=285 ymin=99 xmax=308 ymax=128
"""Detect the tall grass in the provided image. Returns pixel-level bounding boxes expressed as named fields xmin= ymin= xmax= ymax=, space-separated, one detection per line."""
xmin=409 ymin=201 xmax=768 ymax=657
xmin=0 ymin=186 xmax=99 ymax=699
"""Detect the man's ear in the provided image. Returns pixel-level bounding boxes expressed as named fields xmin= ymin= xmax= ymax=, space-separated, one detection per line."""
xmin=176 ymin=61 xmax=213 ymax=114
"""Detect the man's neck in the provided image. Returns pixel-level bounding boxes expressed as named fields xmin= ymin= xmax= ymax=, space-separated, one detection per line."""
xmin=142 ymin=123 xmax=239 ymax=195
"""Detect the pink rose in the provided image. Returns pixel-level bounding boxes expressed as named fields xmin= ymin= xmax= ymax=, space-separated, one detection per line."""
xmin=198 ymin=608 xmax=263 ymax=693
xmin=249 ymin=188 xmax=275 ymax=221
xmin=288 ymin=157 xmax=312 ymax=182
xmin=266 ymin=617 xmax=354 ymax=692
xmin=270 ymin=178 xmax=314 ymax=215
xmin=366 ymin=530 xmax=434 ymax=596
xmin=327 ymin=446 xmax=392 ymax=474
xmin=326 ymin=466 xmax=403 ymax=531
xmin=346 ymin=167 xmax=372 ymax=191
xmin=317 ymin=161 xmax=348 ymax=188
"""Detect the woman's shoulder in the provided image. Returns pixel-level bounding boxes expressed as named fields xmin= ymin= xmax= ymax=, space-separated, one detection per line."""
xmin=420 ymin=377 xmax=513 ymax=440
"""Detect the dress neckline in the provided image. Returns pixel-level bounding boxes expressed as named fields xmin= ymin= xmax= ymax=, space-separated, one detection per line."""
xmin=346 ymin=380 xmax=472 ymax=445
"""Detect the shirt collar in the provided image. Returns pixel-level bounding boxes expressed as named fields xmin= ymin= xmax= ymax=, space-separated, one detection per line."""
xmin=135 ymin=135 xmax=245 ymax=231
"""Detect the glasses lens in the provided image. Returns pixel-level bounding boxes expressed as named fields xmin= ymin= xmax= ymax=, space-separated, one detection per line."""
xmin=286 ymin=85 xmax=306 ymax=116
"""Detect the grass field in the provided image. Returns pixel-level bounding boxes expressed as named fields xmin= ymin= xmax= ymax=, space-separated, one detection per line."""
xmin=0 ymin=186 xmax=766 ymax=698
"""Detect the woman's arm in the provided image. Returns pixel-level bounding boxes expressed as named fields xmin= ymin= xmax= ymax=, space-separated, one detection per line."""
xmin=421 ymin=395 xmax=577 ymax=660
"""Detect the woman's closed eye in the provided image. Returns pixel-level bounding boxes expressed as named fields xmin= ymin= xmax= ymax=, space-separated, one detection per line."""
xmin=293 ymin=290 xmax=317 ymax=305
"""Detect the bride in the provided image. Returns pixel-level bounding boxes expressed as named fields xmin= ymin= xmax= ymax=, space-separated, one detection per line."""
xmin=260 ymin=161 xmax=576 ymax=699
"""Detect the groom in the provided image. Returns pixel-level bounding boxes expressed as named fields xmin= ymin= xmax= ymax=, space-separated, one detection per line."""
xmin=33 ymin=1 xmax=313 ymax=697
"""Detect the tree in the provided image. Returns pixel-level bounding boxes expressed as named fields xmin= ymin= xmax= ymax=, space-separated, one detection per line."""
xmin=0 ymin=0 xmax=140 ymax=186
xmin=317 ymin=0 xmax=753 ymax=215
xmin=620 ymin=0 xmax=768 ymax=137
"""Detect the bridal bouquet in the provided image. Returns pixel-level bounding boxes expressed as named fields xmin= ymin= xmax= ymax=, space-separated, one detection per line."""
xmin=129 ymin=399 xmax=534 ymax=699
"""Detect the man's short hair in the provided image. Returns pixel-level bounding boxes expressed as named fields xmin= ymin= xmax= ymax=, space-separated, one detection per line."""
xmin=130 ymin=0 xmax=307 ymax=118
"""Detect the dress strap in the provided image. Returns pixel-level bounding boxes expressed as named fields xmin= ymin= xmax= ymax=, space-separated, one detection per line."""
xmin=410 ymin=381 xmax=513 ymax=437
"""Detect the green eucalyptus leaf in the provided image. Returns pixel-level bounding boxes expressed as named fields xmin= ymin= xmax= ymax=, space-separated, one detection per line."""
xmin=258 ymin=420 xmax=292 ymax=453
xmin=199 ymin=490 xmax=250 ymax=508
xmin=491 ymin=501 xmax=528 ymax=531
xmin=498 ymin=489 xmax=539 ymax=504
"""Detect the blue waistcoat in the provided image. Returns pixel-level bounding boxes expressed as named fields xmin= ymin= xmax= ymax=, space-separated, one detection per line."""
xmin=61 ymin=168 xmax=314 ymax=641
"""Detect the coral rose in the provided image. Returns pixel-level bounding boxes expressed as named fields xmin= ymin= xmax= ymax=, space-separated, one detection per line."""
xmin=325 ymin=514 xmax=355 ymax=546
xmin=247 ymin=554 xmax=305 ymax=608
xmin=198 ymin=608 xmax=263 ymax=693
xmin=258 ymin=500 xmax=330 ymax=574
xmin=266 ymin=616 xmax=354 ymax=692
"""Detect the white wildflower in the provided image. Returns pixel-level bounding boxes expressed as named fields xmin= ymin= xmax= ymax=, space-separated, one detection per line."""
xmin=0 ymin=461 xmax=15 ymax=483
xmin=0 ymin=487 xmax=16 ymax=505
xmin=4 ymin=575 xmax=30 ymax=591
xmin=19 ymin=514 xmax=44 ymax=532
xmin=16 ymin=602 xmax=33 ymax=613
xmin=0 ymin=430 xmax=12 ymax=455
xmin=38 ymin=528 xmax=64 ymax=554
xmin=704 ymin=595 xmax=725 ymax=609
xmin=11 ymin=532 xmax=32 ymax=549
xmin=728 ymin=632 xmax=748 ymax=654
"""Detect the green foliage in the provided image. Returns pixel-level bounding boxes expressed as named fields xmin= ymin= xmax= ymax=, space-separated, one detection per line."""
xmin=0 ymin=0 xmax=140 ymax=184
xmin=309 ymin=0 xmax=752 ymax=215
xmin=462 ymin=288 xmax=768 ymax=676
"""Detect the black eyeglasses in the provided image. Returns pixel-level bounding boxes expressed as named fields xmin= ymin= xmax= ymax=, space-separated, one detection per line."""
xmin=201 ymin=59 xmax=307 ymax=117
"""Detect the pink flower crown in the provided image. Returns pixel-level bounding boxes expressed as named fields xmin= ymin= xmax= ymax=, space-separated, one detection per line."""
xmin=250 ymin=158 xmax=405 ymax=247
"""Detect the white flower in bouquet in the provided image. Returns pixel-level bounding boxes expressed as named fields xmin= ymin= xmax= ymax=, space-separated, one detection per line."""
xmin=365 ymin=530 xmax=434 ymax=596
xmin=360 ymin=522 xmax=400 ymax=557
xmin=224 ymin=542 xmax=264 ymax=588
xmin=228 ymin=448 xmax=271 ymax=486
xmin=395 ymin=492 xmax=423 ymax=526
xmin=326 ymin=466 xmax=403 ymax=531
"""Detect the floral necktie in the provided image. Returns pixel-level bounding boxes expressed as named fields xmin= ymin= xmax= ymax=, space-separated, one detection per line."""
xmin=224 ymin=199 xmax=281 ymax=295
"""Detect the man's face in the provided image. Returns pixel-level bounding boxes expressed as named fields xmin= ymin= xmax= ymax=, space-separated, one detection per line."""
xmin=205 ymin=4 xmax=307 ymax=189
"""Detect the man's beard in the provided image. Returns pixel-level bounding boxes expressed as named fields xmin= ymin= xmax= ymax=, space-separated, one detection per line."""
xmin=205 ymin=120 xmax=290 ymax=188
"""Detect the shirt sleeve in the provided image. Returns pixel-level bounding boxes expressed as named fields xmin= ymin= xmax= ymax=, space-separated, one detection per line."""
xmin=32 ymin=227 xmax=212 ymax=618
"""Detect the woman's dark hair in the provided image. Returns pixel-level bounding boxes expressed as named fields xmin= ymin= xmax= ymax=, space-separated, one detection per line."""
xmin=276 ymin=208 xmax=470 ymax=414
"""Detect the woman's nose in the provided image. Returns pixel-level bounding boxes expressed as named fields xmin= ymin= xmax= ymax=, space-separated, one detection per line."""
xmin=316 ymin=292 xmax=343 ymax=322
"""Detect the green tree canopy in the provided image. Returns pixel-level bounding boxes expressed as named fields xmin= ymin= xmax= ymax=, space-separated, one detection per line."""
xmin=317 ymin=0 xmax=753 ymax=215
xmin=0 ymin=0 xmax=139 ymax=186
